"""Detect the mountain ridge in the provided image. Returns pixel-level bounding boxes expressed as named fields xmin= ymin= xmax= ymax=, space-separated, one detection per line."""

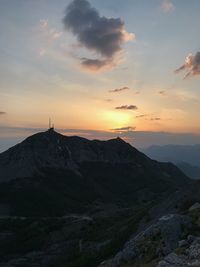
xmin=143 ymin=144 xmax=200 ymax=179
xmin=0 ymin=129 xmax=191 ymax=217
xmin=0 ymin=129 xmax=153 ymax=182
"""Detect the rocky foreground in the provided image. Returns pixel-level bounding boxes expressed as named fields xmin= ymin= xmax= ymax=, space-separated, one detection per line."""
xmin=0 ymin=203 xmax=199 ymax=267
xmin=99 ymin=203 xmax=200 ymax=267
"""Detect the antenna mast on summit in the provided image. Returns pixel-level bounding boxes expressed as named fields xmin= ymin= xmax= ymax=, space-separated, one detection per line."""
xmin=48 ymin=118 xmax=54 ymax=130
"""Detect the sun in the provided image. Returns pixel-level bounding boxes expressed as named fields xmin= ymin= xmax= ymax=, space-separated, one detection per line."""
xmin=102 ymin=110 xmax=133 ymax=129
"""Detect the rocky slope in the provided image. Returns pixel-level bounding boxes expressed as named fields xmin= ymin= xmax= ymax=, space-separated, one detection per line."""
xmin=0 ymin=197 xmax=199 ymax=267
xmin=99 ymin=202 xmax=200 ymax=267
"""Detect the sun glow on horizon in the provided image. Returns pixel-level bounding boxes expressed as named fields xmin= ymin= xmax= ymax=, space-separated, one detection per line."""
xmin=101 ymin=111 xmax=134 ymax=130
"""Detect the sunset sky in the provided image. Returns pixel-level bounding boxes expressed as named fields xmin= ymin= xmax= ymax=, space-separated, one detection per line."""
xmin=0 ymin=0 xmax=200 ymax=151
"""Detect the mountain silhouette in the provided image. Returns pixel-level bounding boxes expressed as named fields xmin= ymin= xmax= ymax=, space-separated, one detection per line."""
xmin=0 ymin=129 xmax=191 ymax=216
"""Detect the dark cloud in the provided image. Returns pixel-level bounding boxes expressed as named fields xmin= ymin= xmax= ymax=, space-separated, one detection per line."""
xmin=0 ymin=112 xmax=6 ymax=115
xmin=112 ymin=126 xmax=136 ymax=132
xmin=115 ymin=105 xmax=138 ymax=110
xmin=175 ymin=52 xmax=200 ymax=79
xmin=81 ymin=58 xmax=114 ymax=71
xmin=109 ymin=86 xmax=129 ymax=93
xmin=63 ymin=0 xmax=134 ymax=71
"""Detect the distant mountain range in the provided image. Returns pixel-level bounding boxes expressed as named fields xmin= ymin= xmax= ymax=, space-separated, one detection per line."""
xmin=143 ymin=144 xmax=200 ymax=179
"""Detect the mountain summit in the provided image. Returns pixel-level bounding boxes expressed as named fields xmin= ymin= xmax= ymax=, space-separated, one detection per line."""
xmin=0 ymin=129 xmax=145 ymax=181
xmin=0 ymin=129 xmax=188 ymax=183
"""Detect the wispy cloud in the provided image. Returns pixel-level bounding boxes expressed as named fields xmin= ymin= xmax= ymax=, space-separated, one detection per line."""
xmin=35 ymin=19 xmax=63 ymax=58
xmin=109 ymin=86 xmax=129 ymax=93
xmin=39 ymin=48 xmax=46 ymax=56
xmin=156 ymin=88 xmax=198 ymax=103
xmin=40 ymin=19 xmax=63 ymax=40
xmin=112 ymin=126 xmax=136 ymax=132
xmin=158 ymin=90 xmax=167 ymax=96
xmin=104 ymin=98 xmax=113 ymax=102
xmin=0 ymin=111 xmax=6 ymax=115
xmin=161 ymin=0 xmax=175 ymax=13
xmin=115 ymin=105 xmax=138 ymax=110
xmin=63 ymin=0 xmax=135 ymax=71
xmin=136 ymin=114 xmax=161 ymax=121
xmin=136 ymin=114 xmax=148 ymax=118
xmin=149 ymin=117 xmax=161 ymax=121
xmin=175 ymin=52 xmax=200 ymax=79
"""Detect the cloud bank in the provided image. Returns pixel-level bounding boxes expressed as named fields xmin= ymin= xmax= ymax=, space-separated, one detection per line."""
xmin=175 ymin=52 xmax=200 ymax=79
xmin=0 ymin=112 xmax=6 ymax=115
xmin=63 ymin=0 xmax=134 ymax=71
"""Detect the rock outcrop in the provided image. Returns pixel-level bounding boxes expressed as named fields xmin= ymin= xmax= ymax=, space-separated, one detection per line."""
xmin=157 ymin=237 xmax=200 ymax=267
xmin=100 ymin=214 xmax=192 ymax=267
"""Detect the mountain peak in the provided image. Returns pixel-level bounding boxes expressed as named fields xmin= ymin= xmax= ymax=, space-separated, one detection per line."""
xmin=0 ymin=129 xmax=143 ymax=181
xmin=116 ymin=136 xmax=125 ymax=142
xmin=47 ymin=127 xmax=55 ymax=133
xmin=0 ymin=130 xmax=189 ymax=184
xmin=25 ymin=128 xmax=63 ymax=143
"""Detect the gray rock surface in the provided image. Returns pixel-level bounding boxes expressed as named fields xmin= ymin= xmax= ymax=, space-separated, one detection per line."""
xmin=157 ymin=237 xmax=200 ymax=267
xmin=100 ymin=214 xmax=191 ymax=267
xmin=189 ymin=202 xmax=200 ymax=212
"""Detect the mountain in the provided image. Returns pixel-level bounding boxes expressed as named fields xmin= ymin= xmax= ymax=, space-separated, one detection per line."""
xmin=0 ymin=129 xmax=195 ymax=267
xmin=0 ymin=128 xmax=153 ymax=182
xmin=143 ymin=144 xmax=200 ymax=179
xmin=143 ymin=144 xmax=200 ymax=166
xmin=0 ymin=129 xmax=191 ymax=216
xmin=176 ymin=162 xmax=200 ymax=180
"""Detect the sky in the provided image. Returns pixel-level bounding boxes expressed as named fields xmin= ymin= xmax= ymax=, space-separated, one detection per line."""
xmin=0 ymin=0 xmax=200 ymax=151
